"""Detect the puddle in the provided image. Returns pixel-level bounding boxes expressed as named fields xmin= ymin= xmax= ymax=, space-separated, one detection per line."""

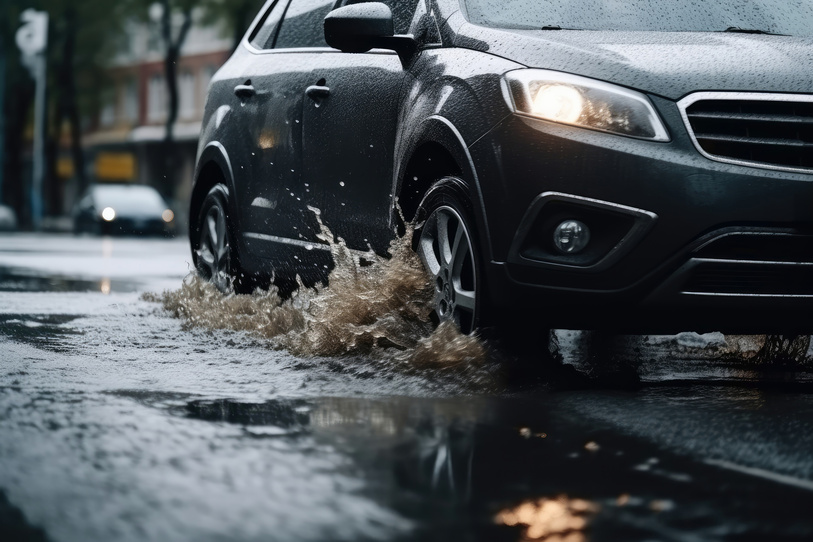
xmin=107 ymin=392 xmax=314 ymax=437
xmin=0 ymin=267 xmax=140 ymax=294
xmin=0 ymin=314 xmax=83 ymax=353
xmin=205 ymin=395 xmax=813 ymax=538
xmin=80 ymin=390 xmax=813 ymax=540
xmin=184 ymin=398 xmax=311 ymax=434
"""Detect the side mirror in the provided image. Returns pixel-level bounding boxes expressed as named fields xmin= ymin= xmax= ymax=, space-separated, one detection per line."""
xmin=324 ymin=2 xmax=394 ymax=53
xmin=324 ymin=2 xmax=417 ymax=65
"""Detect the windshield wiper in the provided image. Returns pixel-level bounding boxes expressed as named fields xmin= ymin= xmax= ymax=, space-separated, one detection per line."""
xmin=723 ymin=26 xmax=785 ymax=35
xmin=540 ymin=25 xmax=563 ymax=30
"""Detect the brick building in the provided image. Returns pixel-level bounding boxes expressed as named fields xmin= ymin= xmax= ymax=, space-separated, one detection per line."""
xmin=77 ymin=13 xmax=231 ymax=227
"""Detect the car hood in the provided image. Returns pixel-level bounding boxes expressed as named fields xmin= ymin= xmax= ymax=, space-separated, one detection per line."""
xmin=457 ymin=24 xmax=813 ymax=100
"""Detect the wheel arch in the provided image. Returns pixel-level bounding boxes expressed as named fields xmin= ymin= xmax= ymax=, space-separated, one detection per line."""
xmin=189 ymin=141 xmax=240 ymax=264
xmin=394 ymin=115 xmax=493 ymax=261
xmin=189 ymin=142 xmax=237 ymax=252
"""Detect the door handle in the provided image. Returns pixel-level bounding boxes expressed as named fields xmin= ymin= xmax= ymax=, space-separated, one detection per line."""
xmin=234 ymin=84 xmax=256 ymax=99
xmin=305 ymin=85 xmax=330 ymax=101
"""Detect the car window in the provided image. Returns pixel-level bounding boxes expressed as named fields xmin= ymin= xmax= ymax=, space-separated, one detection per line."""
xmin=341 ymin=0 xmax=421 ymax=35
xmin=274 ymin=0 xmax=337 ymax=49
xmin=249 ymin=0 xmax=290 ymax=49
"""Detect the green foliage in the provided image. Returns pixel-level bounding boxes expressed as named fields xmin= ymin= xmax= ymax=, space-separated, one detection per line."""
xmin=3 ymin=0 xmax=266 ymax=112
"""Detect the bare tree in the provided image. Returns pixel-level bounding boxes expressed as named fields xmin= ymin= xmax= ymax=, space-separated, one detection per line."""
xmin=151 ymin=0 xmax=194 ymax=144
xmin=56 ymin=6 xmax=88 ymax=196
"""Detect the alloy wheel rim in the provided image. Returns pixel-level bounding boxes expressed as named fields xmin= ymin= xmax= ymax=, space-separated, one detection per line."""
xmin=418 ymin=206 xmax=477 ymax=334
xmin=197 ymin=204 xmax=232 ymax=292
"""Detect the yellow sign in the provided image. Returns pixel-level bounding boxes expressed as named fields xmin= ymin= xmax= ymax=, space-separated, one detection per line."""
xmin=56 ymin=157 xmax=74 ymax=178
xmin=95 ymin=152 xmax=135 ymax=180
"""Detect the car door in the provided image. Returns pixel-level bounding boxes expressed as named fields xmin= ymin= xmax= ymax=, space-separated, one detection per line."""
xmin=301 ymin=0 xmax=421 ymax=252
xmin=236 ymin=0 xmax=337 ymax=255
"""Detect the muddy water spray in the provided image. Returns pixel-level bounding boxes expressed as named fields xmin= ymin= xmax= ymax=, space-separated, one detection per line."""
xmin=145 ymin=217 xmax=487 ymax=370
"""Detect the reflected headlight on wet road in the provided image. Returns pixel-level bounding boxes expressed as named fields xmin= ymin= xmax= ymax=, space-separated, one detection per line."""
xmin=504 ymin=69 xmax=670 ymax=141
xmin=101 ymin=207 xmax=116 ymax=222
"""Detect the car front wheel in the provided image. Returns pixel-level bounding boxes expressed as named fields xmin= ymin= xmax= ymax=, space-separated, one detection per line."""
xmin=415 ymin=179 xmax=482 ymax=335
xmin=195 ymin=184 xmax=242 ymax=293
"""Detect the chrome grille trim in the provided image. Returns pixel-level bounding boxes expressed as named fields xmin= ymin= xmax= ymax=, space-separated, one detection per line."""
xmin=677 ymin=91 xmax=813 ymax=174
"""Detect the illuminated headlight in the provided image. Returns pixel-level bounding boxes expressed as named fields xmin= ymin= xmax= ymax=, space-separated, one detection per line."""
xmin=101 ymin=207 xmax=116 ymax=222
xmin=162 ymin=209 xmax=174 ymax=223
xmin=504 ymin=69 xmax=670 ymax=141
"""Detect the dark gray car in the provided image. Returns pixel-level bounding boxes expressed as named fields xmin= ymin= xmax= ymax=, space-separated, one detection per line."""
xmin=190 ymin=0 xmax=813 ymax=334
xmin=74 ymin=184 xmax=176 ymax=236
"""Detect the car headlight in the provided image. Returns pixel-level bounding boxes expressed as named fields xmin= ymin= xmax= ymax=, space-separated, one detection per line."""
xmin=101 ymin=207 xmax=116 ymax=221
xmin=503 ymin=69 xmax=670 ymax=141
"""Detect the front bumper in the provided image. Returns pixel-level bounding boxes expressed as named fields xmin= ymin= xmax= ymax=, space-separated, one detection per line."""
xmin=470 ymin=96 xmax=813 ymax=333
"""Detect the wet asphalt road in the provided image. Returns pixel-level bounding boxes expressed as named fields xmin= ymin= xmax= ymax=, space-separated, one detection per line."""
xmin=2 ymin=233 xmax=813 ymax=542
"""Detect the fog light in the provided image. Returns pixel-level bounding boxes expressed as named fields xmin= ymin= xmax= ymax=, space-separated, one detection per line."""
xmin=553 ymin=220 xmax=590 ymax=253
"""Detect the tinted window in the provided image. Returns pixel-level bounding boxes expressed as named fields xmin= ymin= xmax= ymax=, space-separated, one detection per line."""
xmin=274 ymin=0 xmax=336 ymax=48
xmin=463 ymin=0 xmax=813 ymax=36
xmin=342 ymin=0 xmax=421 ymax=35
xmin=250 ymin=0 xmax=290 ymax=49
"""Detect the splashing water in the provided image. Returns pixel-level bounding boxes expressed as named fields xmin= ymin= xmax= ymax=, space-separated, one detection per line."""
xmin=143 ymin=215 xmax=488 ymax=372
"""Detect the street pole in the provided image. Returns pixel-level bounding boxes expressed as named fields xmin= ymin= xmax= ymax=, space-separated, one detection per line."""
xmin=0 ymin=39 xmax=6 ymax=205
xmin=16 ymin=9 xmax=48 ymax=231
xmin=31 ymin=50 xmax=47 ymax=229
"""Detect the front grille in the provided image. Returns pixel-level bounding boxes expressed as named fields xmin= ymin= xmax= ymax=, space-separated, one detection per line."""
xmin=680 ymin=230 xmax=813 ymax=297
xmin=679 ymin=92 xmax=813 ymax=173
xmin=683 ymin=262 xmax=813 ymax=296
xmin=695 ymin=232 xmax=813 ymax=264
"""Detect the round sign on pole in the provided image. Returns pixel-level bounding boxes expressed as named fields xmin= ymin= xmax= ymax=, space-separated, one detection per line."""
xmin=15 ymin=9 xmax=48 ymax=56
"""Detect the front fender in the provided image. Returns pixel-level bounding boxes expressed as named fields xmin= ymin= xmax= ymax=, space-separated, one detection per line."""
xmin=394 ymin=115 xmax=493 ymax=257
xmin=188 ymin=141 xmax=240 ymax=247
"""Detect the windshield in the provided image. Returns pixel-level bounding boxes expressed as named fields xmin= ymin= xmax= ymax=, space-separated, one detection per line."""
xmin=462 ymin=0 xmax=813 ymax=36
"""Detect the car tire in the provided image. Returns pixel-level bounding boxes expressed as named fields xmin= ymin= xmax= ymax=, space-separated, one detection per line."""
xmin=194 ymin=184 xmax=251 ymax=294
xmin=414 ymin=178 xmax=485 ymax=335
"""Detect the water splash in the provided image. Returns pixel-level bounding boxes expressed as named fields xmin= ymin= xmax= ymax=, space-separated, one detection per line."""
xmin=143 ymin=218 xmax=488 ymax=372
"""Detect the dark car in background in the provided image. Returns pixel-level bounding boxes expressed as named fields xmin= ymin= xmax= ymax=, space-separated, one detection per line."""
xmin=190 ymin=0 xmax=813 ymax=335
xmin=74 ymin=184 xmax=176 ymax=237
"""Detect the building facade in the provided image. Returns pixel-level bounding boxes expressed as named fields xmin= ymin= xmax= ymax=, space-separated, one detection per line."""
xmin=79 ymin=12 xmax=231 ymax=228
